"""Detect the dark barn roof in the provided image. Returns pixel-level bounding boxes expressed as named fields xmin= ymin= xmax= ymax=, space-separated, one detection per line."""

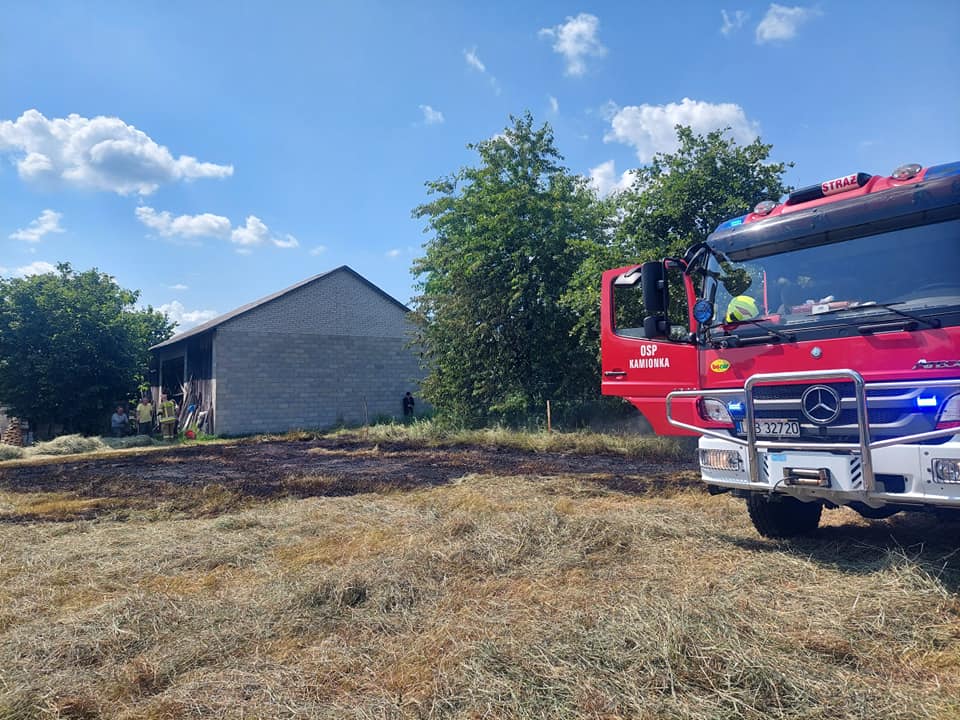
xmin=151 ymin=265 xmax=410 ymax=351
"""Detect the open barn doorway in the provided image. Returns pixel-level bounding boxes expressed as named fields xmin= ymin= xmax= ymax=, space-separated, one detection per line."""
xmin=159 ymin=355 xmax=185 ymax=408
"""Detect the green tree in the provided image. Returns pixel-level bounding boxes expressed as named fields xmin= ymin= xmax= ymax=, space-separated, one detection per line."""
xmin=412 ymin=113 xmax=607 ymax=426
xmin=0 ymin=263 xmax=174 ymax=436
xmin=564 ymin=125 xmax=792 ymax=357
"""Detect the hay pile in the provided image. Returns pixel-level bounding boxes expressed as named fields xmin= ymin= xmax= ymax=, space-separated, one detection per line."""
xmin=103 ymin=434 xmax=157 ymax=450
xmin=0 ymin=444 xmax=23 ymax=461
xmin=26 ymin=434 xmax=107 ymax=456
xmin=0 ymin=434 xmax=160 ymax=463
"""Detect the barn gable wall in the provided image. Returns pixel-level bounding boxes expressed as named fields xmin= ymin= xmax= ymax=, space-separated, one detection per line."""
xmin=220 ymin=268 xmax=409 ymax=337
xmin=213 ymin=269 xmax=423 ymax=435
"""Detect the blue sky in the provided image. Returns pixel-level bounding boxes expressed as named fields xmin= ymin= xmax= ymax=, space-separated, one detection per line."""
xmin=2 ymin=1 xmax=958 ymax=328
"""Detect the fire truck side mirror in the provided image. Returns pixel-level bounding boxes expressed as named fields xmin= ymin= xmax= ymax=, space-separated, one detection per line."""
xmin=641 ymin=261 xmax=670 ymax=339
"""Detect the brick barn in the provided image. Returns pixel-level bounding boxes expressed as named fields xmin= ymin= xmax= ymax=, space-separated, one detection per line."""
xmin=149 ymin=266 xmax=424 ymax=436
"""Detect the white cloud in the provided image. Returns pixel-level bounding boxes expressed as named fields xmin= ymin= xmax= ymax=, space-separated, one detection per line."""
xmin=599 ymin=100 xmax=619 ymax=121
xmin=0 ymin=109 xmax=233 ymax=195
xmin=464 ymin=48 xmax=486 ymax=73
xmin=538 ymin=13 xmax=607 ymax=77
xmin=229 ymin=216 xmax=298 ymax=251
xmin=231 ymin=215 xmax=270 ymax=247
xmin=604 ymin=97 xmax=760 ymax=163
xmin=309 ymin=245 xmax=327 ymax=256
xmin=9 ymin=209 xmax=65 ymax=243
xmin=136 ymin=207 xmax=296 ymax=252
xmin=386 ymin=248 xmax=402 ymax=258
xmin=167 ymin=283 xmax=189 ymax=291
xmin=720 ymin=9 xmax=748 ymax=35
xmin=419 ymin=105 xmax=445 ymax=125
xmin=135 ymin=206 xmax=231 ymax=239
xmin=755 ymin=4 xmax=820 ymax=43
xmin=272 ymin=234 xmax=299 ymax=249
xmin=1 ymin=261 xmax=58 ymax=277
xmin=158 ymin=300 xmax=219 ymax=330
xmin=588 ymin=160 xmax=638 ymax=197
xmin=464 ymin=48 xmax=501 ymax=94
xmin=549 ymin=96 xmax=560 ymax=113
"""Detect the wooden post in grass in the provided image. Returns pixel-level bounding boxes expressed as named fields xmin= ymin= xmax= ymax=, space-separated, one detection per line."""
xmin=362 ymin=396 xmax=369 ymax=440
xmin=546 ymin=400 xmax=552 ymax=433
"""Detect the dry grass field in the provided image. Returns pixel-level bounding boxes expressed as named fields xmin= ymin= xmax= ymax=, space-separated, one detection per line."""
xmin=1 ymin=434 xmax=959 ymax=719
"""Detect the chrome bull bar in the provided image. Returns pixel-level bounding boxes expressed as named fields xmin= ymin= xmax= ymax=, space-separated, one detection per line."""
xmin=666 ymin=369 xmax=960 ymax=491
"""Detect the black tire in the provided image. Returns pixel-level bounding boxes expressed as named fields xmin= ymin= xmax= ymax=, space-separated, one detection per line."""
xmin=746 ymin=493 xmax=822 ymax=538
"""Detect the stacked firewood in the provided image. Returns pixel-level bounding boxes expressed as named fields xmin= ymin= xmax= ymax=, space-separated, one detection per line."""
xmin=1 ymin=418 xmax=23 ymax=447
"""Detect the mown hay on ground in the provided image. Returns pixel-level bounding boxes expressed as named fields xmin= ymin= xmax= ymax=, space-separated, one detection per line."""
xmin=25 ymin=433 xmax=108 ymax=456
xmin=102 ymin=434 xmax=158 ymax=450
xmin=0 ymin=444 xmax=24 ymax=461
xmin=0 ymin=470 xmax=958 ymax=719
xmin=326 ymin=420 xmax=693 ymax=461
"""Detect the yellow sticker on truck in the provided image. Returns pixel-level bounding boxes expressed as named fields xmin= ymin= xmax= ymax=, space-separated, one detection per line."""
xmin=710 ymin=358 xmax=731 ymax=373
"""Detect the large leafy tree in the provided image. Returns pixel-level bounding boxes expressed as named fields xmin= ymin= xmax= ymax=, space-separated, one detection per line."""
xmin=0 ymin=263 xmax=174 ymax=435
xmin=564 ymin=126 xmax=792 ymax=357
xmin=615 ymin=126 xmax=791 ymax=258
xmin=412 ymin=113 xmax=607 ymax=426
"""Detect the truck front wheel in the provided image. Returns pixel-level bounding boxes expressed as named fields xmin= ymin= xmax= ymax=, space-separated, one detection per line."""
xmin=746 ymin=493 xmax=822 ymax=538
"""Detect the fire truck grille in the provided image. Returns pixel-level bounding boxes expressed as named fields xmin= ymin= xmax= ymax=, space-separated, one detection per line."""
xmin=738 ymin=383 xmax=947 ymax=445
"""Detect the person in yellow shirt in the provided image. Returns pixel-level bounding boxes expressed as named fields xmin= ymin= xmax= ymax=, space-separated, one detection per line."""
xmin=136 ymin=396 xmax=154 ymax=435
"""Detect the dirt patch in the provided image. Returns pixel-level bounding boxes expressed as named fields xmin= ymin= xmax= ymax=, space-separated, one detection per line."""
xmin=0 ymin=437 xmax=698 ymax=521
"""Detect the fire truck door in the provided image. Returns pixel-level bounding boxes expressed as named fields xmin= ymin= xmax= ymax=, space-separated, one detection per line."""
xmin=600 ymin=267 xmax=700 ymax=434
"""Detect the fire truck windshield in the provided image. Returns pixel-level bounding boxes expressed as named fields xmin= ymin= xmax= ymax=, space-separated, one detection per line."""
xmin=695 ymin=217 xmax=960 ymax=339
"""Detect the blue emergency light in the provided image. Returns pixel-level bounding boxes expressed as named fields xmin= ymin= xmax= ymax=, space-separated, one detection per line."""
xmin=693 ymin=299 xmax=714 ymax=324
xmin=715 ymin=214 xmax=746 ymax=231
xmin=924 ymin=161 xmax=960 ymax=180
xmin=916 ymin=396 xmax=939 ymax=409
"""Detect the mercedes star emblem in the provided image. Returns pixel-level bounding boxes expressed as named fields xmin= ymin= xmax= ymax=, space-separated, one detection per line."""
xmin=800 ymin=385 xmax=842 ymax=425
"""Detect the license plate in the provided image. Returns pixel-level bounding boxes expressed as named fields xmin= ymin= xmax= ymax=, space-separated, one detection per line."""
xmin=754 ymin=419 xmax=801 ymax=437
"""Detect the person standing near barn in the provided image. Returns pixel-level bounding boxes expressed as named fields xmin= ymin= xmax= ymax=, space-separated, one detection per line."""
xmin=136 ymin=395 xmax=154 ymax=436
xmin=110 ymin=405 xmax=129 ymax=437
xmin=402 ymin=391 xmax=415 ymax=418
xmin=159 ymin=394 xmax=177 ymax=440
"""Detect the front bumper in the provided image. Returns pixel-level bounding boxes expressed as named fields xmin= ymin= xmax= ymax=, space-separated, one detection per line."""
xmin=698 ymin=435 xmax=960 ymax=508
xmin=667 ymin=369 xmax=960 ymax=509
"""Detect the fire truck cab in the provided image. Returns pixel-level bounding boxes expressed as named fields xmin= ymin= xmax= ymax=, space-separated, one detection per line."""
xmin=600 ymin=161 xmax=960 ymax=537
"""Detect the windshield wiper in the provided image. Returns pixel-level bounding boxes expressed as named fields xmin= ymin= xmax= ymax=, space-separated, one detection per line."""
xmin=708 ymin=317 xmax=795 ymax=346
xmin=862 ymin=303 xmax=941 ymax=328
xmin=818 ymin=301 xmax=942 ymax=329
xmin=734 ymin=317 xmax=796 ymax=342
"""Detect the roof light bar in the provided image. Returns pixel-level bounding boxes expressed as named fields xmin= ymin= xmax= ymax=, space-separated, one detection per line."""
xmin=785 ymin=172 xmax=872 ymax=205
xmin=753 ymin=200 xmax=777 ymax=216
xmin=892 ymin=163 xmax=922 ymax=180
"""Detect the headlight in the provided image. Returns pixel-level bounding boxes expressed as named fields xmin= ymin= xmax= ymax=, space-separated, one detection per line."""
xmin=698 ymin=398 xmax=733 ymax=425
xmin=700 ymin=448 xmax=743 ymax=471
xmin=936 ymin=395 xmax=960 ymax=430
xmin=932 ymin=459 xmax=960 ymax=484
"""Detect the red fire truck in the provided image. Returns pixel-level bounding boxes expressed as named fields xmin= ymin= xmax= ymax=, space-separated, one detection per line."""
xmin=600 ymin=161 xmax=960 ymax=537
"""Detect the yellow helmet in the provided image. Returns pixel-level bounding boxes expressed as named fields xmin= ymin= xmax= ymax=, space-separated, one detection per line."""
xmin=726 ymin=295 xmax=759 ymax=323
